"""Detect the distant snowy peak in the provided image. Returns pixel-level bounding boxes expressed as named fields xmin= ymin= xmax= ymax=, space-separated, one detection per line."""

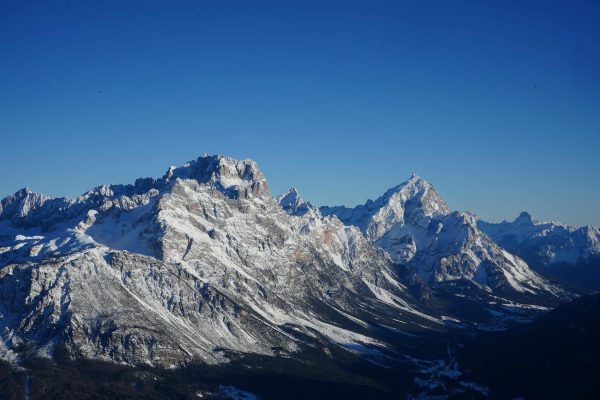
xmin=479 ymin=212 xmax=600 ymax=267
xmin=0 ymin=187 xmax=51 ymax=220
xmin=276 ymin=187 xmax=320 ymax=217
xmin=377 ymin=174 xmax=450 ymax=219
xmin=513 ymin=211 xmax=539 ymax=225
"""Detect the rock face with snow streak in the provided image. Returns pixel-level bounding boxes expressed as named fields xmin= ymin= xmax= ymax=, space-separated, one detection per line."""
xmin=321 ymin=176 xmax=560 ymax=296
xmin=478 ymin=212 xmax=600 ymax=268
xmin=0 ymin=155 xmax=442 ymax=367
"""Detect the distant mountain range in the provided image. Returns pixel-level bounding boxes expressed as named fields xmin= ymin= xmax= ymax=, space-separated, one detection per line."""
xmin=1 ymin=154 xmax=597 ymax=398
xmin=479 ymin=212 xmax=600 ymax=290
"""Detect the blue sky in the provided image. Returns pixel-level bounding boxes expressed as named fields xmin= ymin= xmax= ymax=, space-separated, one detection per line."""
xmin=1 ymin=0 xmax=599 ymax=226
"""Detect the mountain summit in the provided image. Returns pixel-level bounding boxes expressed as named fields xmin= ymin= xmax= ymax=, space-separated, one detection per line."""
xmin=479 ymin=212 xmax=600 ymax=269
xmin=321 ymin=176 xmax=561 ymax=297
xmin=321 ymin=175 xmax=450 ymax=241
xmin=276 ymin=187 xmax=320 ymax=217
xmin=164 ymin=155 xmax=270 ymax=199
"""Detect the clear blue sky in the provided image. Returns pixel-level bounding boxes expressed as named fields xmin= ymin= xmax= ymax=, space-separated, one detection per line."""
xmin=1 ymin=1 xmax=599 ymax=226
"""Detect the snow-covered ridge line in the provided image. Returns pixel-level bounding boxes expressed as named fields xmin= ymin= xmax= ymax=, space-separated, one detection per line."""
xmin=0 ymin=155 xmax=268 ymax=227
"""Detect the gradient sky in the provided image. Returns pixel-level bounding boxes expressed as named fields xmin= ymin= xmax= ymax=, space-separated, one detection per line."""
xmin=1 ymin=0 xmax=599 ymax=226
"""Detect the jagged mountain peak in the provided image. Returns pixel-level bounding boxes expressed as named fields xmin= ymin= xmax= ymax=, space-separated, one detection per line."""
xmin=276 ymin=187 xmax=320 ymax=217
xmin=0 ymin=186 xmax=52 ymax=220
xmin=165 ymin=154 xmax=269 ymax=199
xmin=405 ymin=173 xmax=430 ymax=187
xmin=508 ymin=211 xmax=576 ymax=231
xmin=276 ymin=187 xmax=302 ymax=208
xmin=281 ymin=186 xmax=301 ymax=197
xmin=381 ymin=175 xmax=450 ymax=217
xmin=3 ymin=186 xmax=40 ymax=202
xmin=16 ymin=187 xmax=33 ymax=196
xmin=320 ymin=175 xmax=450 ymax=240
xmin=514 ymin=211 xmax=538 ymax=225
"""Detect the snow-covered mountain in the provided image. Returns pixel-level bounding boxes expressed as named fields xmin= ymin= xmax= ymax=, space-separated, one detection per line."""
xmin=0 ymin=155 xmax=445 ymax=368
xmin=479 ymin=212 xmax=600 ymax=268
xmin=320 ymin=175 xmax=561 ymax=297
